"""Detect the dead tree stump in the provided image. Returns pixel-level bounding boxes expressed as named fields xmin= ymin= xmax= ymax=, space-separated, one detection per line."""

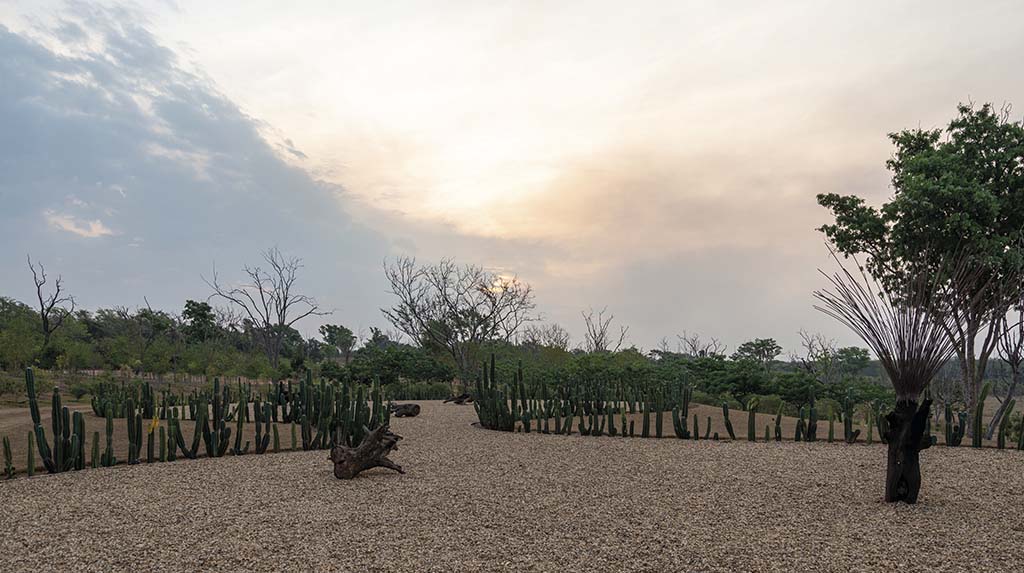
xmin=329 ymin=425 xmax=404 ymax=480
xmin=390 ymin=403 xmax=421 ymax=417
xmin=883 ymin=399 xmax=932 ymax=503
xmin=444 ymin=393 xmax=473 ymax=405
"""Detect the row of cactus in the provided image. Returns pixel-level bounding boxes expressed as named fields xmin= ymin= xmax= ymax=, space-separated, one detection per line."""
xmin=16 ymin=367 xmax=386 ymax=478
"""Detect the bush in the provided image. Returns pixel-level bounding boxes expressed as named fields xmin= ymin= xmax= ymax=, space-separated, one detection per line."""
xmin=387 ymin=381 xmax=455 ymax=401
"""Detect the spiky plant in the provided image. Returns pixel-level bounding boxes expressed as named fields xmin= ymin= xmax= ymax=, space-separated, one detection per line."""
xmin=814 ymin=252 xmax=979 ymax=503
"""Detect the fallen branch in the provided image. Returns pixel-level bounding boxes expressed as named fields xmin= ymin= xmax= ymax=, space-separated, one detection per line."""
xmin=329 ymin=425 xmax=404 ymax=480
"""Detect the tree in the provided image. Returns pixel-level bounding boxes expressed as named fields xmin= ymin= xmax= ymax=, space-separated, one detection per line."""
xmin=987 ymin=306 xmax=1024 ymax=438
xmin=818 ymin=103 xmax=1024 ymax=433
xmin=320 ymin=324 xmax=357 ymax=364
xmin=581 ymin=308 xmax=627 ymax=353
xmin=27 ymin=256 xmax=75 ymax=354
xmin=677 ymin=331 xmax=726 ymax=358
xmin=206 ymin=247 xmax=329 ymax=372
xmin=382 ymin=257 xmax=535 ymax=380
xmin=815 ymin=253 xmax=976 ymax=503
xmin=182 ymin=300 xmax=217 ymax=343
xmin=731 ymin=338 xmax=782 ymax=375
xmin=521 ymin=323 xmax=571 ymax=350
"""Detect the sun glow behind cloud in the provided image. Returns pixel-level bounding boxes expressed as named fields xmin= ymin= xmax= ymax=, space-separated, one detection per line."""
xmin=4 ymin=0 xmax=1024 ymax=350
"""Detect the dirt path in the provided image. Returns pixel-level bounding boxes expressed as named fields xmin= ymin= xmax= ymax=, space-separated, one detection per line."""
xmin=0 ymin=401 xmax=1022 ymax=571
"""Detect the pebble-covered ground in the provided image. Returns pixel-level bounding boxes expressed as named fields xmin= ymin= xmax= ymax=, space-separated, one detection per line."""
xmin=1 ymin=401 xmax=1022 ymax=572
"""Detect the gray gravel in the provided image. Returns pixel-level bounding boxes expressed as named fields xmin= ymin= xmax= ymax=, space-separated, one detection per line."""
xmin=1 ymin=400 xmax=1022 ymax=572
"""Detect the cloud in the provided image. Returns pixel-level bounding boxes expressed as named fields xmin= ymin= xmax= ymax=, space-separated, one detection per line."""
xmin=43 ymin=209 xmax=115 ymax=238
xmin=0 ymin=8 xmax=388 ymax=336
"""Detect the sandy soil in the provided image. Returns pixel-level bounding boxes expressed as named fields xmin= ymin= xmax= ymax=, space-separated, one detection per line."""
xmin=1 ymin=400 xmax=1022 ymax=572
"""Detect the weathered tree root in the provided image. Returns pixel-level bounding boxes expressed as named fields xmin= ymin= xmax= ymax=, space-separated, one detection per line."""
xmin=390 ymin=403 xmax=421 ymax=417
xmin=884 ymin=399 xmax=932 ymax=503
xmin=329 ymin=425 xmax=404 ymax=480
xmin=443 ymin=393 xmax=473 ymax=405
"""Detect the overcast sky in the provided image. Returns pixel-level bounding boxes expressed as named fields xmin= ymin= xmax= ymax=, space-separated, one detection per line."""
xmin=1 ymin=1 xmax=1022 ymax=353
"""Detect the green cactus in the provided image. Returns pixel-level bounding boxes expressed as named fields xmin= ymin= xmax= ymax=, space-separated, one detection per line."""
xmin=721 ymin=402 xmax=736 ymax=440
xmin=28 ymin=431 xmax=36 ymax=476
xmin=747 ymin=398 xmax=759 ymax=442
xmin=944 ymin=404 xmax=966 ymax=446
xmin=102 ymin=404 xmax=116 ymax=467
xmin=774 ymin=403 xmax=783 ymax=442
xmin=159 ymin=426 xmax=167 ymax=462
xmin=90 ymin=431 xmax=98 ymax=469
xmin=704 ymin=416 xmax=712 ymax=440
xmin=997 ymin=399 xmax=1015 ymax=450
xmin=273 ymin=425 xmax=280 ymax=453
xmin=25 ymin=368 xmax=56 ymax=473
xmin=972 ymin=382 xmax=991 ymax=448
xmin=3 ymin=436 xmax=13 ymax=479
xmin=865 ymin=408 xmax=874 ymax=446
xmin=828 ymin=408 xmax=835 ymax=443
xmin=806 ymin=403 xmax=818 ymax=442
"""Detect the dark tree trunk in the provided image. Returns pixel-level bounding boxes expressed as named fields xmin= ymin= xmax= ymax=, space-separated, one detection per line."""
xmin=444 ymin=393 xmax=472 ymax=405
xmin=329 ymin=425 xmax=404 ymax=480
xmin=390 ymin=403 xmax=421 ymax=417
xmin=883 ymin=399 xmax=932 ymax=504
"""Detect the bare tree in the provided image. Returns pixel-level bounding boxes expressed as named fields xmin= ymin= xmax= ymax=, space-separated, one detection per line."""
xmin=205 ymin=247 xmax=329 ymax=371
xmin=382 ymin=257 xmax=535 ymax=380
xmin=581 ymin=307 xmax=628 ymax=353
xmin=27 ymin=255 xmax=75 ymax=350
xmin=677 ymin=331 xmax=726 ymax=358
xmin=790 ymin=330 xmax=839 ymax=385
xmin=986 ymin=307 xmax=1024 ymax=438
xmin=521 ymin=323 xmax=571 ymax=351
xmin=815 ymin=252 xmax=982 ymax=503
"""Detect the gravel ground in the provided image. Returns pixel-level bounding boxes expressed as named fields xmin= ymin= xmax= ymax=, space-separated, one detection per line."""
xmin=1 ymin=401 xmax=1022 ymax=572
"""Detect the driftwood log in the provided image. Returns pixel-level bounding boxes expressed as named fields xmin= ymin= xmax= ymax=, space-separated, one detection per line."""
xmin=329 ymin=425 xmax=404 ymax=480
xmin=443 ymin=393 xmax=473 ymax=405
xmin=390 ymin=403 xmax=421 ymax=417
xmin=883 ymin=399 xmax=932 ymax=503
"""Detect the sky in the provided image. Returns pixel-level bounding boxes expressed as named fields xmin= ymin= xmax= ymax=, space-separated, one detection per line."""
xmin=1 ymin=1 xmax=1023 ymax=354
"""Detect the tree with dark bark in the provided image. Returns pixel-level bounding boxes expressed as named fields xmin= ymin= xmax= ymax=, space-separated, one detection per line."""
xmin=329 ymin=424 xmax=404 ymax=479
xmin=817 ymin=103 xmax=1024 ymax=436
xmin=27 ymin=256 xmax=75 ymax=352
xmin=382 ymin=256 xmax=535 ymax=381
xmin=206 ymin=247 xmax=329 ymax=372
xmin=814 ymin=252 xmax=986 ymax=503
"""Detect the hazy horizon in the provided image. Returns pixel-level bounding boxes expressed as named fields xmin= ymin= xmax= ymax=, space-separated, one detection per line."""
xmin=2 ymin=0 xmax=1023 ymax=354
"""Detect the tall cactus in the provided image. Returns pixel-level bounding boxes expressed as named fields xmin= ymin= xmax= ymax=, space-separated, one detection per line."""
xmin=996 ymin=399 xmax=1015 ymax=450
xmin=25 ymin=368 xmax=56 ymax=473
xmin=746 ymin=398 xmax=759 ymax=441
xmin=3 ymin=436 xmax=13 ymax=479
xmin=721 ymin=402 xmax=736 ymax=440
xmin=972 ymin=382 xmax=991 ymax=448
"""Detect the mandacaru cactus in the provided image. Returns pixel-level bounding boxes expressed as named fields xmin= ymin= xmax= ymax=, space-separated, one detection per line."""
xmin=3 ymin=435 xmax=13 ymax=479
xmin=996 ymin=399 xmax=1015 ymax=450
xmin=972 ymin=382 xmax=991 ymax=448
xmin=747 ymin=398 xmax=759 ymax=442
xmin=944 ymin=403 xmax=966 ymax=446
xmin=842 ymin=388 xmax=860 ymax=444
xmin=774 ymin=403 xmax=783 ymax=442
xmin=721 ymin=402 xmax=736 ymax=440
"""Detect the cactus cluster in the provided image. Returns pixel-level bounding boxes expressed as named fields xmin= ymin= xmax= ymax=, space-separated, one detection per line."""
xmin=26 ymin=368 xmax=86 ymax=473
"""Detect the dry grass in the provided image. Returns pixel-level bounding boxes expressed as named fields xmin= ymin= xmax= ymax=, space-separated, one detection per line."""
xmin=1 ymin=401 xmax=1022 ymax=571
